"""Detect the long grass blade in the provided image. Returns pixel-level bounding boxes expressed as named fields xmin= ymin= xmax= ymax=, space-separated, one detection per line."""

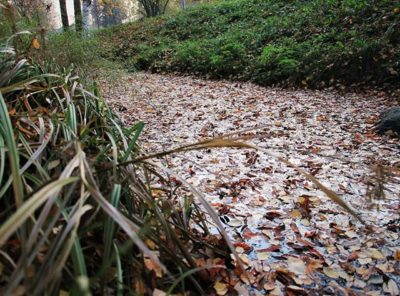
xmin=0 ymin=92 xmax=24 ymax=206
xmin=0 ymin=177 xmax=78 ymax=247
xmin=114 ymin=243 xmax=123 ymax=296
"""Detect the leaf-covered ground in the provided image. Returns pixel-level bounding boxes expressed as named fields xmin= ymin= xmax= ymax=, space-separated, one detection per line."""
xmin=100 ymin=71 xmax=399 ymax=296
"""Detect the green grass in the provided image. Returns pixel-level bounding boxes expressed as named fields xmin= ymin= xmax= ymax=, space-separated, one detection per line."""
xmin=98 ymin=0 xmax=400 ymax=88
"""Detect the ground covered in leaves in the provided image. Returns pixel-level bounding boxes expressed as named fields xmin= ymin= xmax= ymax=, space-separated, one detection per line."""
xmin=100 ymin=71 xmax=399 ymax=296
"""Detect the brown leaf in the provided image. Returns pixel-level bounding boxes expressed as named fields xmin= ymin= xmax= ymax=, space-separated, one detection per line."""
xmin=32 ymin=38 xmax=40 ymax=49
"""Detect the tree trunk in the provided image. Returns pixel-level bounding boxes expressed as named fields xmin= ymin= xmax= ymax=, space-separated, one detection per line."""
xmin=73 ymin=0 xmax=83 ymax=32
xmin=91 ymin=0 xmax=100 ymax=28
xmin=59 ymin=0 xmax=69 ymax=31
xmin=82 ymin=0 xmax=91 ymax=30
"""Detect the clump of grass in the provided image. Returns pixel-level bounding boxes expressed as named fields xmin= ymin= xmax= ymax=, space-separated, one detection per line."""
xmin=0 ymin=39 xmax=237 ymax=295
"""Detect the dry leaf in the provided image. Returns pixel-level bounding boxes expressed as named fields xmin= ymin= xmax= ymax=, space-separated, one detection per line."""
xmin=287 ymin=257 xmax=306 ymax=275
xmin=257 ymin=252 xmax=270 ymax=261
xmin=153 ymin=289 xmax=167 ymax=296
xmin=323 ymin=267 xmax=340 ymax=279
xmin=394 ymin=249 xmax=400 ymax=261
xmin=32 ymin=38 xmax=41 ymax=49
xmin=227 ymin=218 xmax=242 ymax=227
xmin=214 ymin=282 xmax=228 ymax=295
xmin=144 ymin=255 xmax=163 ymax=277
xmin=383 ymin=279 xmax=399 ymax=296
xmin=290 ymin=209 xmax=302 ymax=218
xmin=368 ymin=248 xmax=384 ymax=260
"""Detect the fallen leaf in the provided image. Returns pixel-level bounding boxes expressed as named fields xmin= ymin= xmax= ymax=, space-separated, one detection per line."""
xmin=383 ymin=279 xmax=399 ymax=296
xmin=394 ymin=249 xmax=400 ymax=261
xmin=287 ymin=257 xmax=306 ymax=275
xmin=323 ymin=267 xmax=340 ymax=279
xmin=32 ymin=38 xmax=40 ymax=49
xmin=227 ymin=218 xmax=242 ymax=227
xmin=214 ymin=282 xmax=228 ymax=295
xmin=144 ymin=255 xmax=163 ymax=277
xmin=368 ymin=248 xmax=384 ymax=260
xmin=290 ymin=209 xmax=302 ymax=218
xmin=257 ymin=252 xmax=270 ymax=261
xmin=152 ymin=289 xmax=166 ymax=296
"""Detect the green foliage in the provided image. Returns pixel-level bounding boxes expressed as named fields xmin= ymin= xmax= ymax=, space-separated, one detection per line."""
xmin=99 ymin=0 xmax=400 ymax=88
xmin=45 ymin=31 xmax=99 ymax=68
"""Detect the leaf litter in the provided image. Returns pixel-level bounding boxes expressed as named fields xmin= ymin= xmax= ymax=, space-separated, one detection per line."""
xmin=100 ymin=71 xmax=399 ymax=295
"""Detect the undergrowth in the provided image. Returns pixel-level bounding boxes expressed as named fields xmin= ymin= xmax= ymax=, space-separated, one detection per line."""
xmin=98 ymin=0 xmax=400 ymax=89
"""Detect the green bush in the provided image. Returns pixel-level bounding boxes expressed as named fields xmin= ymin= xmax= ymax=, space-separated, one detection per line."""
xmin=173 ymin=40 xmax=212 ymax=72
xmin=99 ymin=0 xmax=400 ymax=88
xmin=210 ymin=37 xmax=246 ymax=75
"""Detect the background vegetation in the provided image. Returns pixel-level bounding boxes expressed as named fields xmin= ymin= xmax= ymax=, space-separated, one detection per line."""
xmin=99 ymin=0 xmax=400 ymax=89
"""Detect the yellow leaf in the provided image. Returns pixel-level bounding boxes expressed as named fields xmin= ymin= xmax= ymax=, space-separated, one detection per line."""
xmin=32 ymin=38 xmax=40 ymax=49
xmin=144 ymin=255 xmax=163 ymax=278
xmin=290 ymin=209 xmax=302 ymax=218
xmin=257 ymin=252 xmax=270 ymax=261
xmin=323 ymin=267 xmax=340 ymax=279
xmin=368 ymin=248 xmax=384 ymax=260
xmin=214 ymin=282 xmax=228 ymax=295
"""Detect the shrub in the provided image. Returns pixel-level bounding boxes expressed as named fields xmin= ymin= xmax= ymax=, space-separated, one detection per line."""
xmin=99 ymin=0 xmax=400 ymax=89
xmin=210 ymin=37 xmax=246 ymax=75
xmin=173 ymin=40 xmax=212 ymax=72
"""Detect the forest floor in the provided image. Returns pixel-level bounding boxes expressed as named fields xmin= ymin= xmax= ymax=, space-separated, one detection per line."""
xmin=100 ymin=71 xmax=400 ymax=296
